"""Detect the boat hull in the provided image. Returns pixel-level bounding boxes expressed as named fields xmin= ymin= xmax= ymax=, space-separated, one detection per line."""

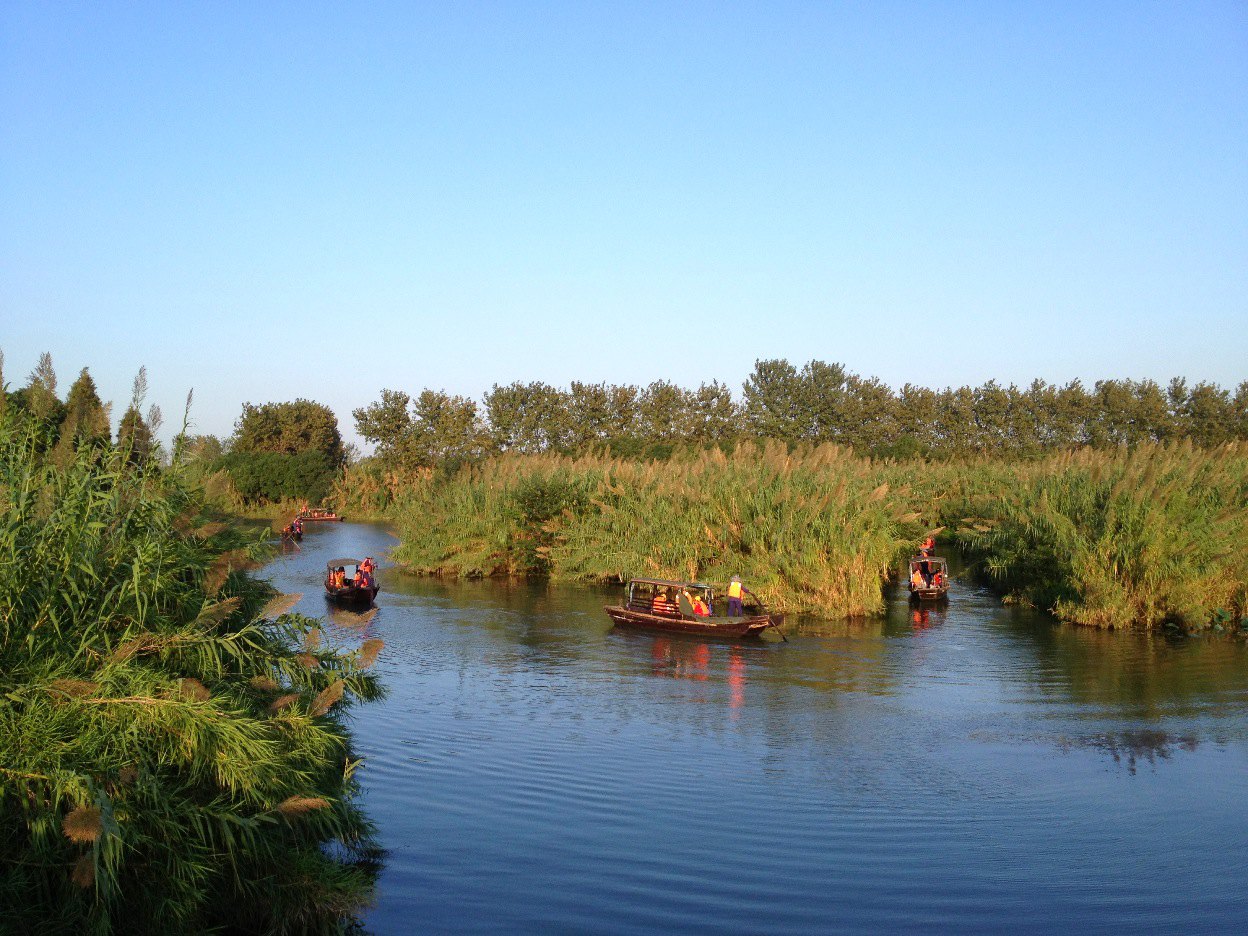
xmin=605 ymin=605 xmax=780 ymax=638
xmin=325 ymin=584 xmax=379 ymax=607
xmin=908 ymin=586 xmax=949 ymax=602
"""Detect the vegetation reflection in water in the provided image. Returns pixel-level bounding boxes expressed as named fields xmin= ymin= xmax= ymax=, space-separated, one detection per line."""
xmin=261 ymin=521 xmax=1248 ymax=934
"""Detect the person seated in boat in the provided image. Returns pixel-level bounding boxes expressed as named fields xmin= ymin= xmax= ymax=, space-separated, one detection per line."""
xmin=651 ymin=588 xmax=677 ymax=616
xmin=690 ymin=593 xmax=710 ymax=617
xmin=931 ymin=570 xmax=943 ymax=588
xmin=727 ymin=576 xmax=754 ymax=616
xmin=332 ymin=567 xmax=346 ymax=588
xmin=910 ymin=567 xmax=926 ymax=589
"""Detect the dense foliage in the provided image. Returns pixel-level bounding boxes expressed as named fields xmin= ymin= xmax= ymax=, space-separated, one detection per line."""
xmin=383 ymin=441 xmax=1248 ymax=630
xmin=947 ymin=443 xmax=1248 ymax=630
xmin=215 ymin=399 xmax=347 ymax=505
xmin=0 ymin=406 xmax=384 ymax=933
xmin=215 ymin=450 xmax=338 ymax=506
xmin=351 ymin=361 xmax=1248 ymax=477
xmin=390 ymin=444 xmax=926 ymax=617
xmin=233 ymin=400 xmax=346 ymax=466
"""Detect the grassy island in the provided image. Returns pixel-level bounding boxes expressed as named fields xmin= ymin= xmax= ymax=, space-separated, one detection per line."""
xmin=376 ymin=442 xmax=1248 ymax=632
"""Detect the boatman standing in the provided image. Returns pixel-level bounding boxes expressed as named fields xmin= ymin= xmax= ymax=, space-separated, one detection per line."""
xmin=727 ymin=576 xmax=754 ymax=617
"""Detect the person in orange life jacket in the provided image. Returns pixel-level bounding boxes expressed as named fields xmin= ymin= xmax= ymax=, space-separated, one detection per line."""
xmin=651 ymin=588 xmax=676 ymax=615
xmin=910 ymin=567 xmax=926 ymax=589
xmin=727 ymin=576 xmax=754 ymax=616
xmin=681 ymin=589 xmax=710 ymax=616
xmin=919 ymin=535 xmax=936 ymax=557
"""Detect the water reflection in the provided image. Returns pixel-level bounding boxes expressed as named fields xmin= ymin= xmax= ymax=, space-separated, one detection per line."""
xmin=324 ymin=604 xmax=380 ymax=636
xmin=908 ymin=604 xmax=948 ymax=631
xmin=645 ymin=639 xmax=750 ymax=714
xmin=1002 ymin=611 xmax=1248 ymax=715
xmin=1057 ymin=730 xmax=1202 ymax=775
xmin=255 ymin=523 xmax=1248 ymax=936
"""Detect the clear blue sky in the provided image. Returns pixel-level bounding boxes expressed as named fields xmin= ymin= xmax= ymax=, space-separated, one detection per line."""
xmin=2 ymin=1 xmax=1245 ymax=448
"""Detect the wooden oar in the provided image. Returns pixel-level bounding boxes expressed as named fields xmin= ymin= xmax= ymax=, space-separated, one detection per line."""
xmin=753 ymin=596 xmax=787 ymax=642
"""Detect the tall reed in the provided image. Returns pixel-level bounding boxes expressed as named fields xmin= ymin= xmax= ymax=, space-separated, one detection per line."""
xmin=392 ymin=443 xmax=927 ymax=616
xmin=946 ymin=442 xmax=1248 ymax=630
xmin=0 ymin=408 xmax=384 ymax=933
xmin=389 ymin=441 xmax=1248 ymax=630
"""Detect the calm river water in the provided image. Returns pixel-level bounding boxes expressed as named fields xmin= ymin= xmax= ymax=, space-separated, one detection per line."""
xmin=264 ymin=522 xmax=1248 ymax=935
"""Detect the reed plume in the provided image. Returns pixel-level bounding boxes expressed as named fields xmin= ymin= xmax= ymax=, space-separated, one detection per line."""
xmin=62 ymin=806 xmax=102 ymax=844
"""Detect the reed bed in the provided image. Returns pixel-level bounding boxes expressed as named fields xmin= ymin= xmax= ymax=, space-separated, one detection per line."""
xmin=0 ymin=410 xmax=384 ymax=933
xmin=943 ymin=442 xmax=1248 ymax=630
xmin=393 ymin=443 xmax=927 ymax=616
xmin=389 ymin=441 xmax=1248 ymax=631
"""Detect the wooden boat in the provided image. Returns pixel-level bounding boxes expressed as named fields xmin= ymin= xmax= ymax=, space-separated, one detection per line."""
xmin=605 ymin=578 xmax=783 ymax=639
xmin=300 ymin=508 xmax=344 ymax=522
xmin=324 ymin=558 xmax=379 ymax=607
xmin=907 ymin=555 xmax=949 ymax=602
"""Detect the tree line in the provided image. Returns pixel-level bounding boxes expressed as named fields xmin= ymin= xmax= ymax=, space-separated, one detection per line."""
xmin=1 ymin=353 xmax=346 ymax=505
xmin=2 ymin=352 xmax=162 ymax=467
xmin=354 ymin=360 xmax=1248 ymax=471
xmin=9 ymin=350 xmax=1244 ymax=505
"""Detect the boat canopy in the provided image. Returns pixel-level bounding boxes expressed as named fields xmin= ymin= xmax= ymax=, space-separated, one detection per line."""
xmin=628 ymin=578 xmax=715 ymax=592
xmin=326 ymin=558 xmax=362 ymax=570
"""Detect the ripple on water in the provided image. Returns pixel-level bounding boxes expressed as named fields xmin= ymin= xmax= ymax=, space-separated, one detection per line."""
xmin=259 ymin=525 xmax=1248 ymax=934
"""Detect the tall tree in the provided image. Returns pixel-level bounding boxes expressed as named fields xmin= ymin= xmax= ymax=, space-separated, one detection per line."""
xmin=687 ymin=381 xmax=739 ymax=444
xmin=481 ymin=382 xmax=568 ymax=454
xmin=797 ymin=360 xmax=849 ymax=443
xmin=353 ymin=389 xmax=414 ymax=458
xmin=407 ymin=390 xmax=486 ymax=466
xmin=60 ymin=367 xmax=111 ymax=447
xmin=233 ymin=400 xmax=345 ymax=466
xmin=742 ymin=359 xmax=804 ymax=442
xmin=117 ymin=405 xmax=154 ymax=466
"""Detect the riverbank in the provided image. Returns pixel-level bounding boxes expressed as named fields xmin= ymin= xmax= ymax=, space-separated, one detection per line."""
xmin=371 ymin=442 xmax=1248 ymax=631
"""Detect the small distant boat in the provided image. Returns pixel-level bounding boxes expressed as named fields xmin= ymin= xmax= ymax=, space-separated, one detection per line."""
xmin=907 ymin=555 xmax=949 ymax=602
xmin=300 ymin=508 xmax=344 ymax=522
xmin=324 ymin=558 xmax=379 ymax=608
xmin=605 ymin=578 xmax=783 ymax=639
